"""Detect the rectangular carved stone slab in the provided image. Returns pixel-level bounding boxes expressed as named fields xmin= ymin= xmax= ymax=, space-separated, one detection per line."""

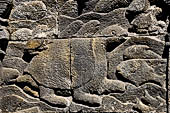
xmin=71 ymin=38 xmax=107 ymax=88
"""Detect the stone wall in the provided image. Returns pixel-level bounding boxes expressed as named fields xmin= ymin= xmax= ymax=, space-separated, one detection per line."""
xmin=0 ymin=0 xmax=170 ymax=112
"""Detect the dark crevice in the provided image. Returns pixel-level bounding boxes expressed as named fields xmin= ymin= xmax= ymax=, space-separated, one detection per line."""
xmin=76 ymin=110 xmax=83 ymax=113
xmin=0 ymin=2 xmax=13 ymax=27
xmin=0 ymin=39 xmax=8 ymax=51
xmin=150 ymin=0 xmax=170 ymax=22
xmin=125 ymin=11 xmax=140 ymax=24
xmin=162 ymin=45 xmax=169 ymax=59
xmin=0 ymin=3 xmax=13 ymax=19
xmin=132 ymin=106 xmax=142 ymax=113
xmin=125 ymin=10 xmax=141 ymax=33
xmin=0 ymin=39 xmax=8 ymax=61
xmin=76 ymin=0 xmax=88 ymax=15
xmin=15 ymin=81 xmax=39 ymax=92
xmin=0 ymin=20 xmax=9 ymax=26
xmin=15 ymin=82 xmax=40 ymax=97
xmin=88 ymin=90 xmax=99 ymax=95
xmin=115 ymin=70 xmax=136 ymax=86
xmin=141 ymin=98 xmax=151 ymax=106
xmin=22 ymin=51 xmax=36 ymax=63
xmin=106 ymin=38 xmax=126 ymax=52
xmin=54 ymin=89 xmax=72 ymax=97
xmin=128 ymin=25 xmax=138 ymax=33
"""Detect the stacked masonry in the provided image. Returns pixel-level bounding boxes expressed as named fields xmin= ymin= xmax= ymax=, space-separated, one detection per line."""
xmin=0 ymin=0 xmax=170 ymax=112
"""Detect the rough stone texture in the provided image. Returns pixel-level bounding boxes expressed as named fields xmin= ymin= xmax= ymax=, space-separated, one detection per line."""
xmin=0 ymin=0 xmax=170 ymax=112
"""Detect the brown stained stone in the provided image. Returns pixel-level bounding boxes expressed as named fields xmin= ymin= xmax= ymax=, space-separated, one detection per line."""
xmin=23 ymin=86 xmax=39 ymax=97
xmin=16 ymin=75 xmax=38 ymax=88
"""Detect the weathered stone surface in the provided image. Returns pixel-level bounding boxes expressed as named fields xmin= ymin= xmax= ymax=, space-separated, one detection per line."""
xmin=108 ymin=36 xmax=165 ymax=79
xmin=1 ymin=67 xmax=21 ymax=85
xmin=97 ymin=24 xmax=128 ymax=36
xmin=8 ymin=0 xmax=57 ymax=37
xmin=11 ymin=28 xmax=33 ymax=41
xmin=128 ymin=0 xmax=150 ymax=12
xmin=5 ymin=42 xmax=25 ymax=58
xmin=0 ymin=95 xmax=59 ymax=112
xmin=25 ymin=40 xmax=71 ymax=89
xmin=59 ymin=20 xmax=84 ymax=38
xmin=59 ymin=8 xmax=130 ymax=38
xmin=117 ymin=59 xmax=166 ymax=86
xmin=0 ymin=85 xmax=67 ymax=112
xmin=76 ymin=20 xmax=100 ymax=36
xmin=130 ymin=5 xmax=167 ymax=35
xmin=0 ymin=28 xmax=9 ymax=40
xmin=94 ymin=0 xmax=131 ymax=13
xmin=3 ymin=57 xmax=28 ymax=73
xmin=13 ymin=107 xmax=41 ymax=113
xmin=71 ymin=38 xmax=126 ymax=107
xmin=10 ymin=1 xmax=47 ymax=21
xmin=0 ymin=85 xmax=39 ymax=102
xmin=71 ymin=38 xmax=106 ymax=88
xmin=16 ymin=74 xmax=38 ymax=88
xmin=0 ymin=0 xmax=169 ymax=112
xmin=96 ymin=95 xmax=135 ymax=112
xmin=24 ymin=39 xmax=49 ymax=55
xmin=111 ymin=83 xmax=166 ymax=112
xmin=58 ymin=15 xmax=75 ymax=32
xmin=79 ymin=0 xmax=100 ymax=14
xmin=39 ymin=86 xmax=70 ymax=107
xmin=123 ymin=45 xmax=161 ymax=59
xmin=69 ymin=102 xmax=95 ymax=112
xmin=32 ymin=25 xmax=55 ymax=39
xmin=59 ymin=0 xmax=78 ymax=18
xmin=23 ymin=86 xmax=39 ymax=97
xmin=9 ymin=15 xmax=57 ymax=33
